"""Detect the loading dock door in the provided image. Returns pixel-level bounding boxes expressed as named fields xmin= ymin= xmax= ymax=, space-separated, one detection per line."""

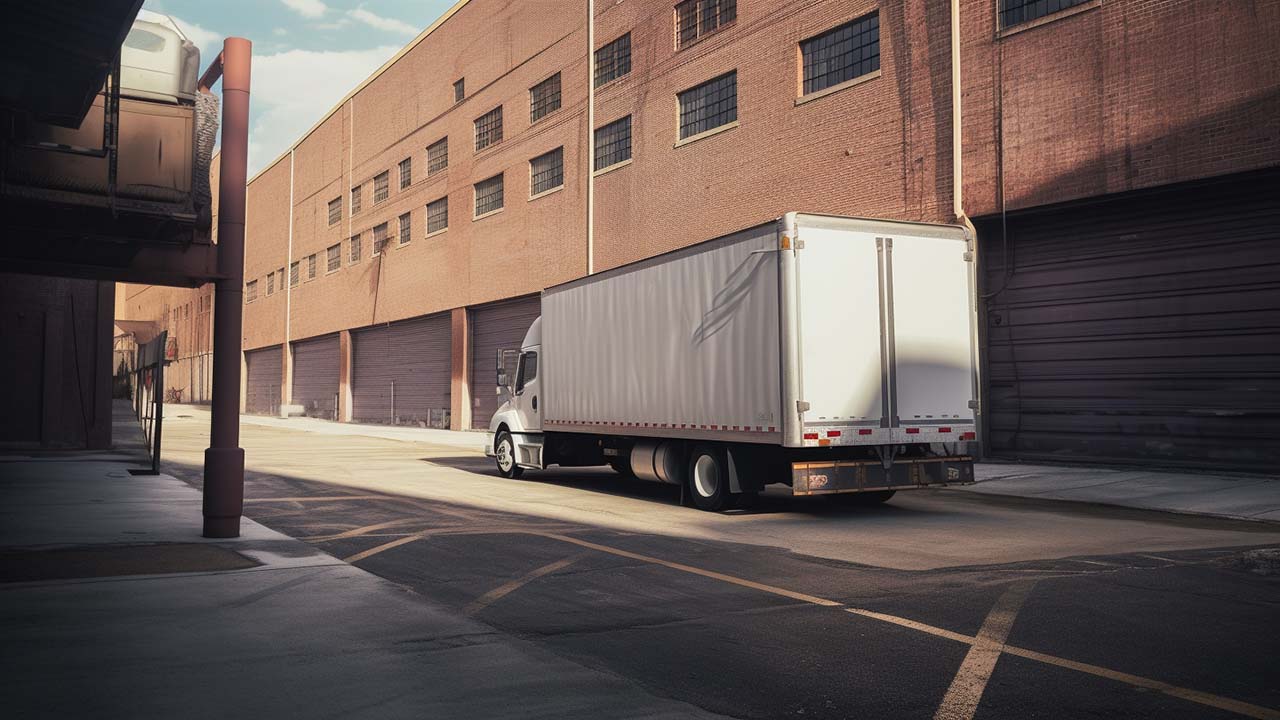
xmin=291 ymin=334 xmax=340 ymax=420
xmin=979 ymin=173 xmax=1280 ymax=471
xmin=351 ymin=313 xmax=451 ymax=426
xmin=470 ymin=295 xmax=541 ymax=429
xmin=244 ymin=345 xmax=283 ymax=416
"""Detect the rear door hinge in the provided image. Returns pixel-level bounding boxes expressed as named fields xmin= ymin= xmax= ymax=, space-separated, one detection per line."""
xmin=968 ymin=399 xmax=980 ymax=412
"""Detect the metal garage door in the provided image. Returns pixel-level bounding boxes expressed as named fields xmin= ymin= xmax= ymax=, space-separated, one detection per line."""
xmin=351 ymin=313 xmax=451 ymax=426
xmin=470 ymin=295 xmax=541 ymax=429
xmin=291 ymin=334 xmax=339 ymax=419
xmin=244 ymin=345 xmax=282 ymax=416
xmin=979 ymin=172 xmax=1280 ymax=471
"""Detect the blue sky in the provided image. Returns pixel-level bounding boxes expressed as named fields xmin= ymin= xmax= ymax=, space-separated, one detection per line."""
xmin=143 ymin=0 xmax=457 ymax=175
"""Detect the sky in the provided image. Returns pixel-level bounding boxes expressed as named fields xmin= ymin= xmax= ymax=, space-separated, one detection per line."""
xmin=143 ymin=0 xmax=457 ymax=176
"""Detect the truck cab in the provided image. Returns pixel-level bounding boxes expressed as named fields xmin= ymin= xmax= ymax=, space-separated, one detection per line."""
xmin=488 ymin=318 xmax=542 ymax=478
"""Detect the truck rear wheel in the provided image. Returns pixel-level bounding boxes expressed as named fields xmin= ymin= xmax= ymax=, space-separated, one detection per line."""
xmin=494 ymin=431 xmax=524 ymax=479
xmin=687 ymin=444 xmax=731 ymax=511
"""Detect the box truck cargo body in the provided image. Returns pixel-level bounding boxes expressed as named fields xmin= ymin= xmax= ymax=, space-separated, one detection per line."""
xmin=486 ymin=213 xmax=978 ymax=510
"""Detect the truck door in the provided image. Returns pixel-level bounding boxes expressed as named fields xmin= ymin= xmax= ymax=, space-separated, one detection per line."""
xmin=512 ymin=348 xmax=541 ymax=432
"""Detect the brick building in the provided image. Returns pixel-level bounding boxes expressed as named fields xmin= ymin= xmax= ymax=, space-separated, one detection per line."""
xmin=118 ymin=0 xmax=1280 ymax=471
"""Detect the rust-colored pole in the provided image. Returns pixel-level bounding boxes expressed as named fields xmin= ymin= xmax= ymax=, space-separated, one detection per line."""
xmin=203 ymin=37 xmax=252 ymax=538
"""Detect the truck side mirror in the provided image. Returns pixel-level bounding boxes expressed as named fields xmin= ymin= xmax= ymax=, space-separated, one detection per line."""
xmin=496 ymin=370 xmax=508 ymax=389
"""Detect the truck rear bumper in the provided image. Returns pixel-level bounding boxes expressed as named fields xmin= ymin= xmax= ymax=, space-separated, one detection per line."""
xmin=791 ymin=456 xmax=973 ymax=496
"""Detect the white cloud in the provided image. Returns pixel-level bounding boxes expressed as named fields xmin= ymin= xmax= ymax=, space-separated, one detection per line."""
xmin=348 ymin=7 xmax=418 ymax=35
xmin=314 ymin=19 xmax=351 ymax=30
xmin=272 ymin=27 xmax=289 ymax=36
xmin=246 ymin=45 xmax=400 ymax=175
xmin=281 ymin=0 xmax=329 ymax=18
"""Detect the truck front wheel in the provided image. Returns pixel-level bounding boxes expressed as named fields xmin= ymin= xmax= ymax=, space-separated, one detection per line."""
xmin=687 ymin=444 xmax=731 ymax=511
xmin=494 ymin=431 xmax=524 ymax=479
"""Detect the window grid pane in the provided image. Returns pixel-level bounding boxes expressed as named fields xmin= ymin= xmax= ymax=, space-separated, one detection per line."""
xmin=349 ymin=234 xmax=362 ymax=263
xmin=373 ymin=223 xmax=389 ymax=255
xmin=351 ymin=185 xmax=362 ymax=215
xmin=801 ymin=12 xmax=880 ymax=95
xmin=427 ymin=138 xmax=448 ymax=175
xmin=678 ymin=71 xmax=737 ymax=139
xmin=530 ymin=73 xmax=562 ymax=123
xmin=326 ymin=244 xmax=340 ymax=272
xmin=245 ymin=280 xmax=256 ymax=303
xmin=453 ymin=78 xmax=465 ymax=102
xmin=307 ymin=254 xmax=317 ymax=279
xmin=676 ymin=0 xmax=736 ymax=49
xmin=398 ymin=212 xmax=411 ymax=244
xmin=373 ymin=171 xmax=389 ymax=203
xmin=475 ymin=174 xmax=504 ymax=215
xmin=266 ymin=273 xmax=274 ymax=295
xmin=427 ymin=197 xmax=448 ymax=234
xmin=594 ymin=116 xmax=632 ymax=171
xmin=999 ymin=0 xmax=1089 ymax=28
xmin=594 ymin=33 xmax=632 ymax=87
xmin=327 ymin=197 xmax=341 ymax=226
xmin=531 ymin=147 xmax=564 ymax=195
xmin=399 ymin=157 xmax=412 ymax=189
xmin=474 ymin=106 xmax=503 ymax=151
xmin=290 ymin=261 xmax=299 ymax=287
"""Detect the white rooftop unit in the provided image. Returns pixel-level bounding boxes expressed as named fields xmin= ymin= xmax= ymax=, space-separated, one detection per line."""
xmin=120 ymin=10 xmax=200 ymax=104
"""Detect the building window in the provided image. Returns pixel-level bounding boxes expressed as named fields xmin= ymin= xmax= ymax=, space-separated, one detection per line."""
xmin=266 ymin=272 xmax=275 ymax=296
xmin=453 ymin=78 xmax=465 ymax=103
xmin=327 ymin=196 xmax=341 ymax=226
xmin=530 ymin=73 xmax=562 ymax=123
xmin=427 ymin=137 xmax=448 ymax=175
xmin=326 ymin=244 xmax=341 ymax=272
xmin=307 ymin=254 xmax=317 ymax=280
xmin=530 ymin=147 xmax=564 ymax=196
xmin=474 ymin=174 xmax=504 ymax=216
xmin=594 ymin=33 xmax=631 ymax=87
xmin=351 ymin=185 xmax=362 ymax=215
xmin=399 ymin=157 xmax=412 ymax=190
xmin=278 ymin=267 xmax=284 ymax=287
xmin=594 ymin=116 xmax=632 ymax=171
xmin=290 ymin=261 xmax=299 ymax=287
xmin=801 ymin=12 xmax=879 ymax=96
xmin=349 ymin=234 xmax=362 ymax=263
xmin=245 ymin=280 xmax=257 ymax=303
xmin=373 ymin=171 xmax=390 ymax=204
xmin=398 ymin=212 xmax=411 ymax=245
xmin=999 ymin=0 xmax=1090 ymax=28
xmin=427 ymin=197 xmax=448 ymax=234
xmin=675 ymin=0 xmax=736 ymax=49
xmin=474 ymin=106 xmax=503 ymax=151
xmin=678 ymin=71 xmax=736 ymax=140
xmin=372 ymin=223 xmax=389 ymax=256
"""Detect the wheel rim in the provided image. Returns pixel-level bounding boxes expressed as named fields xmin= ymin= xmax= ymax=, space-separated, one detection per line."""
xmin=693 ymin=453 xmax=719 ymax=498
xmin=497 ymin=438 xmax=514 ymax=472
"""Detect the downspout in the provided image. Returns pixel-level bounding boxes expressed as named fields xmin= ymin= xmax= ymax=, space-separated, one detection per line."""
xmin=284 ymin=149 xmax=294 ymax=404
xmin=586 ymin=0 xmax=595 ymax=275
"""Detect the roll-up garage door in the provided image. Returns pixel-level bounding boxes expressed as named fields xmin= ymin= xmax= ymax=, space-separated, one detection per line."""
xmin=979 ymin=172 xmax=1280 ymax=471
xmin=351 ymin=312 xmax=452 ymax=427
xmin=244 ymin=345 xmax=283 ymax=416
xmin=291 ymin=334 xmax=340 ymax=420
xmin=470 ymin=295 xmax=541 ymax=429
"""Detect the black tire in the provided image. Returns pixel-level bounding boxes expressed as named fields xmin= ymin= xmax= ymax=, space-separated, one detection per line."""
xmin=826 ymin=490 xmax=896 ymax=506
xmin=494 ymin=430 xmax=524 ymax=479
xmin=686 ymin=444 xmax=731 ymax=512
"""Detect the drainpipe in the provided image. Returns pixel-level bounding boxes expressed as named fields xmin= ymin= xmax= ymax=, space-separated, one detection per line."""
xmin=586 ymin=0 xmax=595 ymax=275
xmin=200 ymin=38 xmax=252 ymax=539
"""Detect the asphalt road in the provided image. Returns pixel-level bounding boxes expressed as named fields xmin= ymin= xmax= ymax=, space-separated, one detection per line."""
xmin=160 ymin=411 xmax=1280 ymax=720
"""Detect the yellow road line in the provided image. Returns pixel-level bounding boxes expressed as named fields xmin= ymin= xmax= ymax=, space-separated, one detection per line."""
xmin=845 ymin=608 xmax=977 ymax=645
xmin=306 ymin=518 xmax=436 ymax=542
xmin=463 ymin=556 xmax=581 ymax=615
xmin=933 ymin=581 xmax=1036 ymax=720
xmin=342 ymin=531 xmax=432 ymax=563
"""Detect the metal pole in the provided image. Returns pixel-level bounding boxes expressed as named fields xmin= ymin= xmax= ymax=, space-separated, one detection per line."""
xmin=202 ymin=38 xmax=252 ymax=538
xmin=153 ymin=333 xmax=165 ymax=475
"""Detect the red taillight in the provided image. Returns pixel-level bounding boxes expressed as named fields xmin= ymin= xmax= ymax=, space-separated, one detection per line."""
xmin=961 ymin=431 xmax=976 ymax=441
xmin=938 ymin=427 xmax=952 ymax=433
xmin=826 ymin=430 xmax=842 ymax=438
xmin=803 ymin=432 xmax=819 ymax=440
xmin=905 ymin=428 xmax=920 ymax=434
xmin=858 ymin=429 xmax=873 ymax=435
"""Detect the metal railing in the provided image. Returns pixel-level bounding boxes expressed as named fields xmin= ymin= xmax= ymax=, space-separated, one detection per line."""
xmin=132 ymin=331 xmax=167 ymax=474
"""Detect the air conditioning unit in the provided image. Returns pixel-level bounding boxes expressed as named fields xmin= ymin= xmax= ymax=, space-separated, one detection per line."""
xmin=120 ymin=10 xmax=200 ymax=105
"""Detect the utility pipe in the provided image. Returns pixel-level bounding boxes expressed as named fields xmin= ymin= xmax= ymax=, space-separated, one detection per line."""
xmin=586 ymin=0 xmax=595 ymax=275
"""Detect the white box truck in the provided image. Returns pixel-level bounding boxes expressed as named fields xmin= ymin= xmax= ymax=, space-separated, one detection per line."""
xmin=486 ymin=213 xmax=978 ymax=511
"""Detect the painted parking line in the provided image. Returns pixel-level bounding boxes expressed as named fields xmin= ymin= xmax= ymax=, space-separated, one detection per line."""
xmin=463 ymin=556 xmax=582 ymax=615
xmin=933 ymin=581 xmax=1036 ymax=720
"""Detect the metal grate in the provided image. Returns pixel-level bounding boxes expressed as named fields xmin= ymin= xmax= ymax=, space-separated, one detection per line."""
xmin=326 ymin=244 xmax=340 ymax=272
xmin=327 ymin=196 xmax=341 ymax=226
xmin=427 ymin=197 xmax=448 ymax=234
xmin=676 ymin=0 xmax=736 ymax=49
xmin=373 ymin=171 xmax=389 ymax=203
xmin=373 ymin=223 xmax=389 ymax=255
xmin=530 ymin=73 xmax=562 ymax=123
xmin=474 ymin=106 xmax=503 ymax=151
xmin=594 ymin=33 xmax=631 ymax=87
xmin=350 ymin=184 xmax=362 ymax=215
xmin=678 ymin=71 xmax=736 ymax=139
xmin=475 ymin=174 xmax=504 ymax=216
xmin=594 ymin=116 xmax=631 ymax=171
xmin=801 ymin=12 xmax=879 ymax=96
xmin=999 ymin=0 xmax=1090 ymax=27
xmin=349 ymin=234 xmax=362 ymax=263
xmin=427 ymin=137 xmax=448 ymax=175
xmin=398 ymin=212 xmax=411 ymax=244
xmin=530 ymin=147 xmax=564 ymax=196
xmin=399 ymin=157 xmax=412 ymax=189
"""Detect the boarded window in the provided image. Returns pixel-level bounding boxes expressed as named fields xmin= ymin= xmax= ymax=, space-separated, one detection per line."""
xmin=530 ymin=73 xmax=562 ymax=123
xmin=678 ymin=71 xmax=736 ymax=139
xmin=594 ymin=33 xmax=631 ymax=87
xmin=427 ymin=197 xmax=448 ymax=234
xmin=373 ymin=223 xmax=389 ymax=255
xmin=474 ymin=106 xmax=503 ymax=151
xmin=374 ymin=171 xmax=389 ymax=204
xmin=349 ymin=234 xmax=362 ymax=263
xmin=427 ymin=137 xmax=448 ymax=175
xmin=398 ymin=212 xmax=411 ymax=245
xmin=594 ymin=115 xmax=632 ymax=171
xmin=801 ymin=12 xmax=879 ymax=95
xmin=399 ymin=157 xmax=412 ymax=189
xmin=474 ymin=174 xmax=504 ymax=216
xmin=326 ymin=244 xmax=341 ymax=272
xmin=676 ymin=0 xmax=736 ymax=49
xmin=530 ymin=147 xmax=564 ymax=196
xmin=351 ymin=185 xmax=362 ymax=215
xmin=327 ymin=196 xmax=341 ymax=226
